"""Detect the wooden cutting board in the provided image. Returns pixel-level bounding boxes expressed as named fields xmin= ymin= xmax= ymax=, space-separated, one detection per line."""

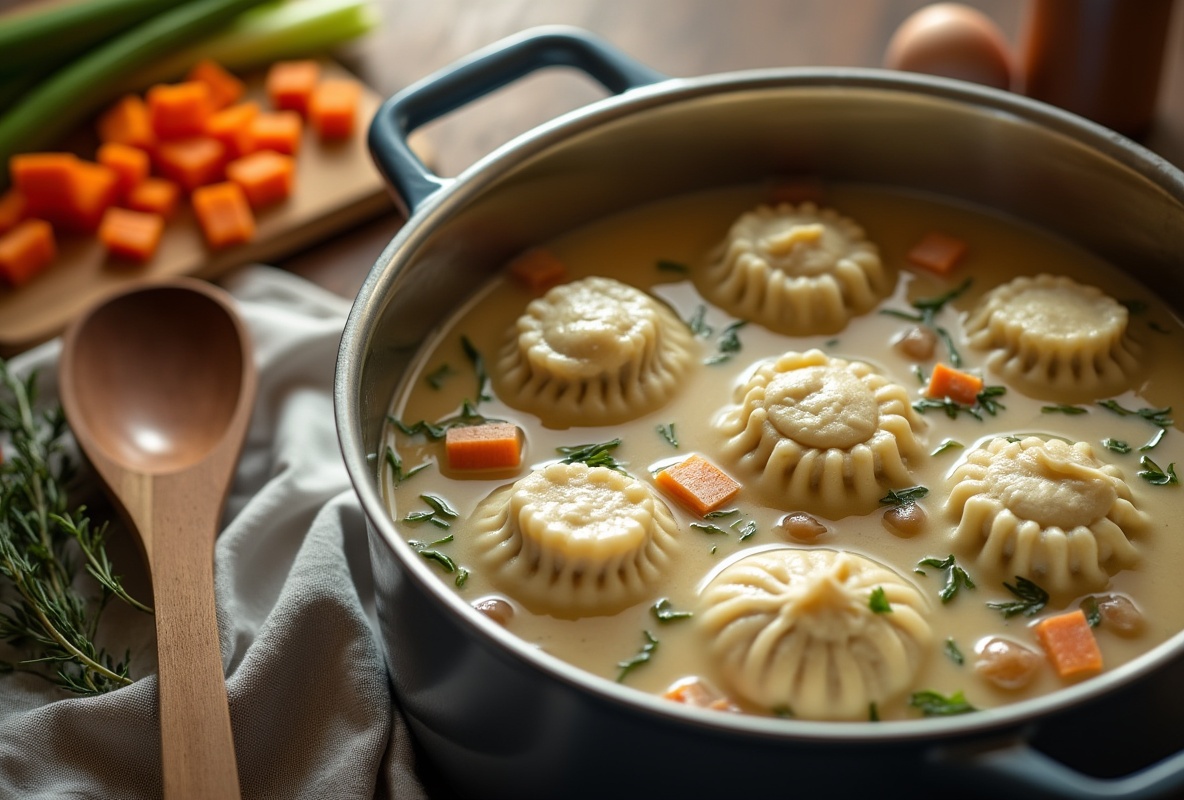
xmin=0 ymin=60 xmax=403 ymax=357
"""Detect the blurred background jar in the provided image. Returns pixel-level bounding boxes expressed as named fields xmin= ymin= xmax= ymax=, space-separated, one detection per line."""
xmin=1020 ymin=0 xmax=1177 ymax=138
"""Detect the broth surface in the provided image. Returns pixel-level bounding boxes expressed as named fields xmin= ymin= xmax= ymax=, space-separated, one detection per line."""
xmin=383 ymin=182 xmax=1183 ymax=721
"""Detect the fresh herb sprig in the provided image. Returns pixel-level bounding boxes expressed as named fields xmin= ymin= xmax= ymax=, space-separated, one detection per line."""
xmin=916 ymin=554 xmax=976 ymax=603
xmin=909 ymin=689 xmax=976 ymax=716
xmin=557 ymin=439 xmax=626 ymax=473
xmin=0 ymin=362 xmax=151 ymax=695
xmin=616 ymin=630 xmax=659 ymax=682
xmin=987 ymin=576 xmax=1049 ymax=618
xmin=881 ymin=278 xmax=972 ymax=366
xmin=913 ymin=384 xmax=1006 ymax=421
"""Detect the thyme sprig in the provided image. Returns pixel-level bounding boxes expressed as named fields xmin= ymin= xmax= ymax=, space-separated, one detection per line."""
xmin=987 ymin=576 xmax=1049 ymax=618
xmin=557 ymin=439 xmax=626 ymax=473
xmin=0 ymin=362 xmax=151 ymax=695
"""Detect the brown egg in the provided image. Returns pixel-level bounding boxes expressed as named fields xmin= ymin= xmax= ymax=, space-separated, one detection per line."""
xmin=884 ymin=3 xmax=1013 ymax=90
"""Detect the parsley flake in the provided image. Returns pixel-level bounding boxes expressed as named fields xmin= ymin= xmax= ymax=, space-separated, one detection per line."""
xmin=916 ymin=554 xmax=976 ymax=603
xmin=987 ymin=576 xmax=1049 ymax=618
xmin=651 ymin=598 xmax=693 ymax=623
xmin=557 ymin=439 xmax=626 ymax=472
xmin=869 ymin=586 xmax=892 ymax=614
xmin=616 ymin=630 xmax=659 ymax=682
xmin=910 ymin=689 xmax=977 ymax=716
xmin=1138 ymin=456 xmax=1179 ymax=486
xmin=880 ymin=486 xmax=928 ymax=507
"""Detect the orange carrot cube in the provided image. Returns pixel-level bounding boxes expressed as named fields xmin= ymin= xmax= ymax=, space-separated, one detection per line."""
xmin=62 ymin=161 xmax=121 ymax=233
xmin=204 ymin=101 xmax=259 ymax=159
xmin=308 ymin=78 xmax=361 ymax=139
xmin=907 ymin=231 xmax=968 ymax=275
xmin=444 ymin=423 xmax=524 ymax=471
xmin=0 ymin=189 xmax=27 ymax=235
xmin=147 ymin=81 xmax=214 ymax=140
xmin=655 ymin=454 xmax=740 ymax=516
xmin=98 ymin=207 xmax=164 ymax=263
xmin=97 ymin=94 xmax=156 ymax=150
xmin=265 ymin=60 xmax=321 ymax=114
xmin=507 ymin=248 xmax=568 ymax=293
xmin=124 ymin=177 xmax=181 ymax=219
xmin=0 ymin=219 xmax=56 ymax=286
xmin=154 ymin=136 xmax=226 ymax=192
xmin=225 ymin=150 xmax=295 ymax=209
xmin=186 ymin=58 xmax=245 ymax=110
xmin=1035 ymin=609 xmax=1103 ymax=679
xmin=10 ymin=152 xmax=78 ymax=220
xmin=249 ymin=111 xmax=303 ymax=155
xmin=192 ymin=181 xmax=255 ymax=249
xmin=97 ymin=142 xmax=150 ymax=196
xmin=925 ymin=363 xmax=983 ymax=406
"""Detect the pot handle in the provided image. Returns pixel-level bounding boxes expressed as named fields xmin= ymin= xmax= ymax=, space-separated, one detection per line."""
xmin=367 ymin=25 xmax=666 ymax=213
xmin=933 ymin=735 xmax=1184 ymax=798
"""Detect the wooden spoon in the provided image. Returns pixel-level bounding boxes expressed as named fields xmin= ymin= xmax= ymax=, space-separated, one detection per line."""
xmin=59 ymin=278 xmax=255 ymax=800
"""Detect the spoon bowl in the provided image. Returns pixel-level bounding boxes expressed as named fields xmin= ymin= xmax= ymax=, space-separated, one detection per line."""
xmin=59 ymin=277 xmax=255 ymax=800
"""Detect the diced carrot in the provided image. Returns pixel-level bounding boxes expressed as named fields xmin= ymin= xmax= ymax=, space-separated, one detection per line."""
xmin=124 ymin=177 xmax=181 ymax=219
xmin=265 ymin=59 xmax=321 ymax=114
xmin=97 ymin=94 xmax=156 ymax=150
xmin=307 ymin=78 xmax=361 ymax=139
xmin=146 ymin=81 xmax=213 ymax=140
xmin=10 ymin=152 xmax=78 ymax=220
xmin=154 ymin=136 xmax=226 ymax=192
xmin=0 ymin=189 xmax=27 ymax=235
xmin=249 ymin=111 xmax=302 ymax=155
xmin=508 ymin=248 xmax=568 ymax=293
xmin=655 ymin=454 xmax=740 ymax=516
xmin=204 ymin=101 xmax=259 ymax=160
xmin=62 ymin=161 xmax=120 ymax=233
xmin=0 ymin=219 xmax=56 ymax=286
xmin=1035 ymin=609 xmax=1103 ymax=679
xmin=191 ymin=181 xmax=255 ymax=249
xmin=225 ymin=150 xmax=295 ymax=209
xmin=925 ymin=363 xmax=983 ymax=406
xmin=444 ymin=423 xmax=524 ymax=471
xmin=186 ymin=58 xmax=245 ymax=110
xmin=96 ymin=142 xmax=150 ymax=197
xmin=98 ymin=207 xmax=164 ymax=262
xmin=907 ymin=231 xmax=968 ymax=275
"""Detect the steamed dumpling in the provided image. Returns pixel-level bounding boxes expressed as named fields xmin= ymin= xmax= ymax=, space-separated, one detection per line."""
xmin=965 ymin=274 xmax=1140 ymax=400
xmin=946 ymin=436 xmax=1147 ymax=596
xmin=492 ymin=277 xmax=697 ymax=428
xmin=470 ymin=462 xmax=681 ymax=618
xmin=693 ymin=202 xmax=893 ymax=335
xmin=698 ymin=548 xmax=932 ymax=720
xmin=714 ymin=349 xmax=926 ymax=517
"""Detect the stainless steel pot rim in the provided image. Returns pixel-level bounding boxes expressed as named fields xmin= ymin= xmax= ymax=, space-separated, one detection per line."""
xmin=338 ymin=62 xmax=1184 ymax=743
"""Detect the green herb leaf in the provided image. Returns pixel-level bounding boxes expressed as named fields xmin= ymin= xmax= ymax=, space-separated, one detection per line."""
xmin=460 ymin=335 xmax=492 ymax=403
xmin=690 ymin=522 xmax=729 ymax=536
xmin=735 ymin=518 xmax=758 ymax=541
xmin=685 ymin=305 xmax=713 ymax=337
xmin=1138 ymin=456 xmax=1179 ymax=486
xmin=880 ymin=486 xmax=928 ymax=507
xmin=557 ymin=439 xmax=626 ymax=473
xmin=455 ymin=568 xmax=470 ymax=589
xmin=869 ymin=586 xmax=892 ymax=613
xmin=703 ymin=508 xmax=740 ymax=519
xmin=1097 ymin=400 xmax=1172 ymax=428
xmin=1080 ymin=596 xmax=1102 ymax=628
xmin=913 ymin=385 xmax=1006 ymax=421
xmin=420 ymin=494 xmax=459 ymax=518
xmin=651 ymin=598 xmax=693 ymax=623
xmin=385 ymin=445 xmax=429 ymax=485
xmin=944 ymin=638 xmax=965 ymax=666
xmin=1042 ymin=404 xmax=1087 ymax=415
xmin=419 ymin=550 xmax=456 ymax=573
xmin=868 ymin=703 xmax=880 ymax=722
xmin=987 ymin=576 xmax=1049 ymax=618
xmin=656 ymin=423 xmax=679 ymax=448
xmin=975 ymin=385 xmax=1007 ymax=416
xmin=616 ymin=630 xmax=659 ymax=682
xmin=705 ymin=320 xmax=747 ymax=366
xmin=916 ymin=554 xmax=976 ymax=603
xmin=909 ymin=689 xmax=977 ymax=716
xmin=1140 ymin=428 xmax=1167 ymax=452
xmin=911 ymin=278 xmax=973 ymax=314
xmin=389 ymin=401 xmax=498 ymax=442
xmin=1102 ymin=438 xmax=1132 ymax=454
xmin=931 ymin=439 xmax=964 ymax=457
xmin=656 ymin=258 xmax=689 ymax=274
xmin=425 ymin=363 xmax=454 ymax=390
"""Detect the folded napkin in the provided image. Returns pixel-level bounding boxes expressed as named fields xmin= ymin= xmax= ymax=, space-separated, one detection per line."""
xmin=0 ymin=266 xmax=428 ymax=800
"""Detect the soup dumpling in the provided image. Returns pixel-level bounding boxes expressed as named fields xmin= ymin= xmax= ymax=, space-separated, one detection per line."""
xmin=493 ymin=276 xmax=696 ymax=428
xmin=698 ymin=547 xmax=932 ymax=720
xmin=965 ymin=274 xmax=1140 ymax=401
xmin=946 ymin=436 xmax=1147 ymax=596
xmin=470 ymin=462 xmax=680 ymax=618
xmin=714 ymin=349 xmax=927 ymax=517
xmin=693 ymin=202 xmax=893 ymax=335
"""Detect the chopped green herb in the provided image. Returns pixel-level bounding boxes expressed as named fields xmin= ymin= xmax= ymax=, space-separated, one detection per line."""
xmin=389 ymin=400 xmax=497 ymax=441
xmin=975 ymin=385 xmax=1007 ymax=415
xmin=913 ymin=364 xmax=928 ymax=385
xmin=690 ymin=522 xmax=729 ymax=536
xmin=912 ymin=278 xmax=973 ymax=314
xmin=880 ymin=486 xmax=928 ymax=507
xmin=616 ymin=630 xmax=659 ymax=682
xmin=460 ymin=335 xmax=492 ymax=403
xmin=772 ymin=705 xmax=795 ymax=719
xmin=420 ymin=494 xmax=459 ymax=519
xmin=944 ymin=638 xmax=965 ymax=666
xmin=425 ymin=363 xmax=454 ymax=390
xmin=868 ymin=703 xmax=880 ymax=722
xmin=1080 ymin=596 xmax=1102 ymax=628
xmin=656 ymin=423 xmax=679 ymax=447
xmin=557 ymin=438 xmax=626 ymax=472
xmin=869 ymin=586 xmax=892 ymax=613
xmin=916 ymin=554 xmax=976 ymax=603
xmin=913 ymin=385 xmax=1006 ymax=421
xmin=705 ymin=320 xmax=747 ymax=365
xmin=825 ymin=338 xmax=840 ymax=348
xmin=1140 ymin=428 xmax=1167 ymax=452
xmin=404 ymin=496 xmax=457 ymax=528
xmin=651 ymin=598 xmax=693 ymax=623
xmin=455 ymin=568 xmax=470 ymax=589
xmin=418 ymin=550 xmax=456 ymax=573
xmin=1042 ymin=404 xmax=1087 ymax=415
xmin=987 ymin=576 xmax=1049 ymax=618
xmin=1138 ymin=456 xmax=1179 ymax=486
xmin=934 ymin=326 xmax=963 ymax=368
xmin=735 ymin=518 xmax=758 ymax=541
xmin=704 ymin=508 xmax=740 ymax=519
xmin=1097 ymin=400 xmax=1172 ymax=428
xmin=931 ymin=439 xmax=964 ymax=457
xmin=685 ymin=304 xmax=713 ymax=337
xmin=882 ymin=279 xmax=972 ymax=366
xmin=385 ymin=445 xmax=428 ymax=485
xmin=909 ymin=689 xmax=976 ymax=716
xmin=656 ymin=258 xmax=689 ymax=274
xmin=1102 ymin=438 xmax=1131 ymax=454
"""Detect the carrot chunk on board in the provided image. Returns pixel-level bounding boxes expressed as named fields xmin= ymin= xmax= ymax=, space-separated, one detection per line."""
xmin=10 ymin=152 xmax=78 ymax=220
xmin=508 ymin=248 xmax=568 ymax=293
xmin=925 ymin=363 xmax=983 ymax=406
xmin=445 ymin=423 xmax=524 ymax=471
xmin=1035 ymin=609 xmax=1103 ymax=679
xmin=907 ymin=231 xmax=968 ymax=275
xmin=191 ymin=181 xmax=255 ymax=249
xmin=249 ymin=111 xmax=303 ymax=156
xmin=265 ymin=59 xmax=321 ymax=114
xmin=146 ymin=81 xmax=214 ymax=140
xmin=0 ymin=189 xmax=27 ymax=235
xmin=97 ymin=142 xmax=150 ymax=196
xmin=124 ymin=177 xmax=181 ymax=219
xmin=154 ymin=136 xmax=226 ymax=192
xmin=97 ymin=94 xmax=156 ymax=150
xmin=225 ymin=150 xmax=295 ymax=209
xmin=0 ymin=219 xmax=56 ymax=286
xmin=655 ymin=454 xmax=740 ymax=516
xmin=63 ymin=161 xmax=120 ymax=233
xmin=308 ymin=78 xmax=361 ymax=139
xmin=186 ymin=58 xmax=245 ymax=110
xmin=98 ymin=207 xmax=164 ymax=262
xmin=204 ymin=101 xmax=259 ymax=159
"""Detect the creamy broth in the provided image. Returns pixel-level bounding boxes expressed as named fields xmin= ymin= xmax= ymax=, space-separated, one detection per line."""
xmin=382 ymin=182 xmax=1183 ymax=721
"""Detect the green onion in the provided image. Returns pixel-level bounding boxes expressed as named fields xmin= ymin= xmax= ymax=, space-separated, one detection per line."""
xmin=0 ymin=0 xmax=273 ymax=181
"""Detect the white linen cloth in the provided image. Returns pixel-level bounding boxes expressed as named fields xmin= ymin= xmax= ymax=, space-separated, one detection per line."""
xmin=0 ymin=265 xmax=429 ymax=800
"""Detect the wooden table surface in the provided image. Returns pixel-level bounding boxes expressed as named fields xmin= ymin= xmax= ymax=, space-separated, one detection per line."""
xmin=275 ymin=0 xmax=1184 ymax=299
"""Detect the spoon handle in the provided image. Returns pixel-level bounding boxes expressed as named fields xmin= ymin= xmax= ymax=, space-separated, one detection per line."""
xmin=151 ymin=479 xmax=241 ymax=800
